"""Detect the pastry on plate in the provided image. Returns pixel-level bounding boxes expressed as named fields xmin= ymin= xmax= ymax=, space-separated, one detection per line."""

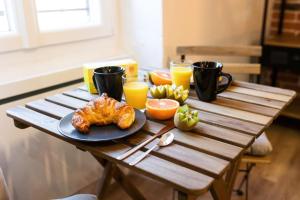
xmin=72 ymin=93 xmax=135 ymax=133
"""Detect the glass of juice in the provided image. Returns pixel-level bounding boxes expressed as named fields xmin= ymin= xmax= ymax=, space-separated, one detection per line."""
xmin=170 ymin=60 xmax=192 ymax=90
xmin=123 ymin=75 xmax=149 ymax=109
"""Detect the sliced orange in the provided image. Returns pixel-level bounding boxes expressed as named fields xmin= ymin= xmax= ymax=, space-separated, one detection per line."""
xmin=146 ymin=99 xmax=179 ymax=120
xmin=149 ymin=71 xmax=172 ymax=85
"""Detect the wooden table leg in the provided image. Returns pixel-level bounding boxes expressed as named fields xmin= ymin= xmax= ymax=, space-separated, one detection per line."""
xmin=92 ymin=154 xmax=146 ymax=200
xmin=96 ymin=160 xmax=114 ymax=200
xmin=210 ymin=179 xmax=229 ymax=200
xmin=173 ymin=190 xmax=197 ymax=200
xmin=13 ymin=119 xmax=30 ymax=129
xmin=210 ymin=156 xmax=241 ymax=200
xmin=225 ymin=156 xmax=241 ymax=196
xmin=112 ymin=165 xmax=146 ymax=200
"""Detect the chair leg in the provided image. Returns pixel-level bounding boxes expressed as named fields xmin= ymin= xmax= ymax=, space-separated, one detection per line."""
xmin=246 ymin=165 xmax=249 ymax=200
xmin=235 ymin=173 xmax=247 ymax=196
xmin=234 ymin=163 xmax=255 ymax=198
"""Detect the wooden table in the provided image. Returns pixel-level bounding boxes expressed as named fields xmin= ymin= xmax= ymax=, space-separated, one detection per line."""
xmin=6 ymin=72 xmax=296 ymax=200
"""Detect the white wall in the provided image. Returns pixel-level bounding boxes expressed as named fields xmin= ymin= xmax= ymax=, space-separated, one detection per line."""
xmin=0 ymin=0 xmax=123 ymax=98
xmin=120 ymin=0 xmax=164 ymax=68
xmin=163 ymin=0 xmax=265 ymax=65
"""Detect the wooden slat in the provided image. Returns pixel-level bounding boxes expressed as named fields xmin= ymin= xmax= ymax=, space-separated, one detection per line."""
xmin=176 ymin=45 xmax=262 ymax=57
xmin=26 ymin=99 xmax=73 ymax=119
xmin=218 ymin=91 xmax=285 ymax=109
xmin=46 ymin=94 xmax=87 ymax=109
xmin=64 ymin=90 xmax=252 ymax=146
xmin=141 ymin=121 xmax=242 ymax=161
xmin=33 ymin=96 xmax=243 ymax=161
xmin=222 ymin=63 xmax=260 ymax=74
xmin=194 ymin=110 xmax=264 ymax=136
xmin=25 ymin=99 xmax=230 ymax=178
xmin=66 ymin=88 xmax=265 ymax=135
xmin=189 ymin=90 xmax=279 ymax=117
xmin=213 ymin=97 xmax=279 ymax=117
xmin=241 ymin=155 xmax=271 ymax=164
xmin=170 ymin=128 xmax=242 ymax=161
xmin=232 ymin=81 xmax=296 ymax=97
xmin=191 ymin=123 xmax=254 ymax=147
xmin=227 ymin=86 xmax=291 ymax=102
xmin=186 ymin=98 xmax=272 ymax=125
xmin=146 ymin=118 xmax=253 ymax=148
xmin=6 ymin=106 xmax=213 ymax=195
xmin=64 ymin=89 xmax=94 ymax=101
xmin=138 ymin=67 xmax=291 ymax=109
xmin=126 ymin=132 xmax=229 ymax=178
xmin=122 ymin=151 xmax=214 ymax=195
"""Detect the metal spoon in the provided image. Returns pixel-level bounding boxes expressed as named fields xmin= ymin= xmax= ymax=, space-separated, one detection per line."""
xmin=129 ymin=132 xmax=175 ymax=166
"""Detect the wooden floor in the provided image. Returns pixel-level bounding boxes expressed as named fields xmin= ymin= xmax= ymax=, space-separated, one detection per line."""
xmin=75 ymin=117 xmax=300 ymax=200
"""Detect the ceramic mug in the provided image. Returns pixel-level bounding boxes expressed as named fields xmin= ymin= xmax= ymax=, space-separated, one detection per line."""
xmin=193 ymin=61 xmax=232 ymax=102
xmin=93 ymin=66 xmax=125 ymax=101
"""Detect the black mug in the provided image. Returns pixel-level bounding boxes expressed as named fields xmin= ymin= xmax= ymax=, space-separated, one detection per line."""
xmin=193 ymin=61 xmax=232 ymax=102
xmin=93 ymin=66 xmax=125 ymax=101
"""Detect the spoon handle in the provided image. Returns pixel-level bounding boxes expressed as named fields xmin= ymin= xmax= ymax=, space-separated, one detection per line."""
xmin=116 ymin=122 xmax=175 ymax=160
xmin=129 ymin=144 xmax=158 ymax=166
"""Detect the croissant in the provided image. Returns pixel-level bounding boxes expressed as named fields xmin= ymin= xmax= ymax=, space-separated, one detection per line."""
xmin=72 ymin=93 xmax=135 ymax=133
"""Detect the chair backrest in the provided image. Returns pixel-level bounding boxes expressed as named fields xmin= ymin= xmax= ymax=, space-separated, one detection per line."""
xmin=176 ymin=45 xmax=262 ymax=75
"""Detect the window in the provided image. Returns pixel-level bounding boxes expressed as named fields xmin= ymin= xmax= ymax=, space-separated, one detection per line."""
xmin=0 ymin=0 xmax=11 ymax=33
xmin=35 ymin=0 xmax=101 ymax=31
xmin=0 ymin=0 xmax=113 ymax=52
xmin=0 ymin=0 xmax=22 ymax=52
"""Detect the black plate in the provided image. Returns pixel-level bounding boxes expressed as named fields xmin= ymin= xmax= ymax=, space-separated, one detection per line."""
xmin=58 ymin=109 xmax=146 ymax=142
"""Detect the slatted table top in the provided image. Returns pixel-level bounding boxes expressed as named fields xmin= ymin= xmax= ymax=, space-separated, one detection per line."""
xmin=6 ymin=76 xmax=296 ymax=196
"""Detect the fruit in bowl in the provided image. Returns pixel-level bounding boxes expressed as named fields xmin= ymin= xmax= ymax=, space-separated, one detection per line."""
xmin=146 ymin=99 xmax=179 ymax=120
xmin=174 ymin=105 xmax=199 ymax=131
xmin=149 ymin=71 xmax=172 ymax=86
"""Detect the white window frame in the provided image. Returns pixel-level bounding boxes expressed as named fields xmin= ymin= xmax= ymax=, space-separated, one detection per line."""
xmin=0 ymin=0 xmax=113 ymax=52
xmin=0 ymin=0 xmax=23 ymax=52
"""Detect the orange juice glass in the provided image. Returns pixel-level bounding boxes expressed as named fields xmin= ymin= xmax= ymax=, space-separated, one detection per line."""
xmin=123 ymin=76 xmax=149 ymax=109
xmin=170 ymin=61 xmax=192 ymax=90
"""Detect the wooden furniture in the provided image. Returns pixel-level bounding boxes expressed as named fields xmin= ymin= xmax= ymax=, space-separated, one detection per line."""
xmin=6 ymin=69 xmax=295 ymax=200
xmin=234 ymin=155 xmax=271 ymax=200
xmin=176 ymin=44 xmax=277 ymax=198
xmin=177 ymin=45 xmax=262 ymax=75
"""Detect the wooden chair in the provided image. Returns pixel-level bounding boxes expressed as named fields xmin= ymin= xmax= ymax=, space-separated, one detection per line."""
xmin=176 ymin=45 xmax=270 ymax=199
xmin=176 ymin=45 xmax=262 ymax=82
xmin=234 ymin=155 xmax=271 ymax=200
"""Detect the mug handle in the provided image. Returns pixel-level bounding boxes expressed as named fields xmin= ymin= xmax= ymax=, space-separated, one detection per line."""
xmin=217 ymin=72 xmax=232 ymax=94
